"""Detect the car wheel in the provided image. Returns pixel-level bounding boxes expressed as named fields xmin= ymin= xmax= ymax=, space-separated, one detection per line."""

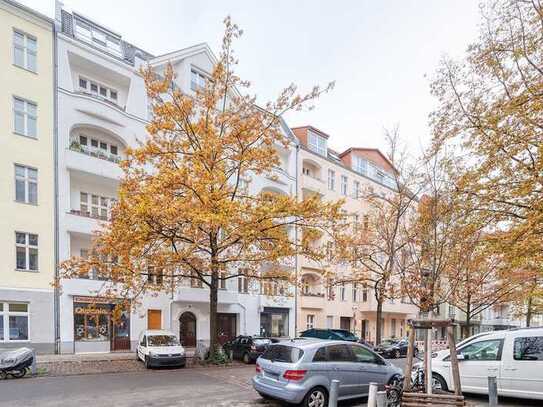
xmin=432 ymin=373 xmax=448 ymax=392
xmin=10 ymin=369 xmax=27 ymax=379
xmin=144 ymin=355 xmax=151 ymax=369
xmin=394 ymin=349 xmax=401 ymax=359
xmin=242 ymin=352 xmax=251 ymax=364
xmin=303 ymin=386 xmax=328 ymax=407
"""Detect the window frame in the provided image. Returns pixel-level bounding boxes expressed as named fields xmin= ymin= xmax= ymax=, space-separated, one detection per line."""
xmin=327 ymin=169 xmax=335 ymax=191
xmin=190 ymin=68 xmax=208 ymax=91
xmin=308 ymin=132 xmax=327 ymax=156
xmin=353 ymin=156 xmax=367 ymax=175
xmin=78 ymin=75 xmax=119 ymax=104
xmin=513 ymin=336 xmax=543 ymax=361
xmin=15 ymin=232 xmax=38 ymax=272
xmin=14 ymin=164 xmax=38 ymax=205
xmin=306 ymin=314 xmax=315 ymax=329
xmin=340 ymin=175 xmax=348 ymax=196
xmin=446 ymin=338 xmax=504 ymax=362
xmin=13 ymin=96 xmax=37 ymax=138
xmin=13 ymin=29 xmax=37 ymax=72
xmin=0 ymin=302 xmax=30 ymax=343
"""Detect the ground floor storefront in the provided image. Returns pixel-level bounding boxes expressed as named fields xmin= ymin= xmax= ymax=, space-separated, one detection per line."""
xmin=0 ymin=288 xmax=55 ymax=353
xmin=59 ymin=281 xmax=295 ymax=353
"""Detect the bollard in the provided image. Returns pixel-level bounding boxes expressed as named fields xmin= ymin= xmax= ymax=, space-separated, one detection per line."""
xmin=368 ymin=382 xmax=378 ymax=407
xmin=375 ymin=390 xmax=387 ymax=407
xmin=31 ymin=348 xmax=37 ymax=376
xmin=328 ymin=379 xmax=340 ymax=407
xmin=488 ymin=376 xmax=498 ymax=406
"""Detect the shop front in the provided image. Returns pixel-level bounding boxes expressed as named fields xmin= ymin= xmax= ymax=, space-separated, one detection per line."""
xmin=73 ymin=296 xmax=130 ymax=353
xmin=260 ymin=307 xmax=289 ymax=338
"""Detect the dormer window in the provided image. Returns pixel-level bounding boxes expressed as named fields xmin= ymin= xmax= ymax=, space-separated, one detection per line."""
xmin=191 ymin=69 xmax=207 ymax=91
xmin=353 ymin=156 xmax=367 ymax=175
xmin=74 ymin=17 xmax=123 ymax=57
xmin=308 ymin=131 xmax=327 ymax=156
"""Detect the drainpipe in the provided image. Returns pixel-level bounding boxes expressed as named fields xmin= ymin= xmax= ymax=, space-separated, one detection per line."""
xmin=52 ymin=16 xmax=61 ymax=354
xmin=294 ymin=143 xmax=300 ymax=337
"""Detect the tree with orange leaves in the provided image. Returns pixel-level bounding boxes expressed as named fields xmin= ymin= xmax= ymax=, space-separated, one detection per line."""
xmin=60 ymin=18 xmax=343 ymax=359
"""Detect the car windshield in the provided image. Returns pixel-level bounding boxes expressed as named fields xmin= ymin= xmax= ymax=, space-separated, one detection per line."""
xmin=261 ymin=345 xmax=304 ymax=363
xmin=147 ymin=335 xmax=180 ymax=346
xmin=332 ymin=330 xmax=358 ymax=341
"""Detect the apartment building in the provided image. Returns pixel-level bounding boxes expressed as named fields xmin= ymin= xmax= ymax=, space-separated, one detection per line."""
xmin=55 ymin=4 xmax=295 ymax=353
xmin=292 ymin=126 xmax=418 ymax=343
xmin=0 ymin=0 xmax=55 ymax=352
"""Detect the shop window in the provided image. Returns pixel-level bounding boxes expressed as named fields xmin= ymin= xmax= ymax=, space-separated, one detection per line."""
xmin=260 ymin=307 xmax=288 ymax=337
xmin=0 ymin=302 xmax=29 ymax=342
xmin=73 ymin=303 xmax=111 ymax=342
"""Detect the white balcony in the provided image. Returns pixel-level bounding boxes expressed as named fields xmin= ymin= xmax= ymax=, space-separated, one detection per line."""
xmin=301 ymin=174 xmax=326 ymax=196
xmin=65 ymin=210 xmax=104 ymax=235
xmin=300 ymin=293 xmax=326 ymax=309
xmin=66 ymin=148 xmax=123 ymax=180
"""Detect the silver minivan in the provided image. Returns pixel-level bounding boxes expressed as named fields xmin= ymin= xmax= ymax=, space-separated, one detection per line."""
xmin=252 ymin=339 xmax=402 ymax=406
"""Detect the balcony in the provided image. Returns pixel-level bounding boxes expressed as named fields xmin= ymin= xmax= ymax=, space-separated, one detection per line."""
xmin=70 ymin=139 xmax=122 ymax=164
xmin=300 ymin=292 xmax=326 ymax=309
xmin=301 ymin=174 xmax=325 ymax=196
xmin=66 ymin=147 xmax=123 ymax=180
xmin=65 ymin=210 xmax=105 ymax=235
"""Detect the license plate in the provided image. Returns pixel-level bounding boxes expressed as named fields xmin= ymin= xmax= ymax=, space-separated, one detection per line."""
xmin=264 ymin=370 xmax=279 ymax=380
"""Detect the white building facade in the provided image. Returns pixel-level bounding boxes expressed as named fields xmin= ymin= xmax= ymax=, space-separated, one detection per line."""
xmin=55 ymin=5 xmax=295 ymax=353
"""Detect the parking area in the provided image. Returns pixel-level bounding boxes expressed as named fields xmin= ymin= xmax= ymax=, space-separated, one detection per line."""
xmin=0 ymin=359 xmax=538 ymax=407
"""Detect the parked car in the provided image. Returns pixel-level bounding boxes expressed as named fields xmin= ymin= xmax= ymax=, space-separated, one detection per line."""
xmin=223 ymin=335 xmax=278 ymax=364
xmin=374 ymin=338 xmax=418 ymax=359
xmin=137 ymin=329 xmax=186 ymax=369
xmin=418 ymin=327 xmax=543 ymax=400
xmin=300 ymin=328 xmax=359 ymax=342
xmin=252 ymin=339 xmax=402 ymax=406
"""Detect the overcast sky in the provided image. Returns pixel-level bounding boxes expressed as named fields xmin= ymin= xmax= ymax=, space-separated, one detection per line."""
xmin=21 ymin=0 xmax=482 ymax=155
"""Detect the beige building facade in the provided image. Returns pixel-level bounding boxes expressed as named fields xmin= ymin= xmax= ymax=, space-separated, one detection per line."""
xmin=293 ymin=126 xmax=418 ymax=344
xmin=0 ymin=0 xmax=55 ymax=352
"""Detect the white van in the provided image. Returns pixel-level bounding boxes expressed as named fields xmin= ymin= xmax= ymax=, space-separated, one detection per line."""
xmin=426 ymin=327 xmax=543 ymax=400
xmin=137 ymin=329 xmax=186 ymax=369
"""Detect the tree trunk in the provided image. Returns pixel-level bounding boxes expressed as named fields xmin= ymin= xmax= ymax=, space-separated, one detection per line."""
xmin=375 ymin=298 xmax=383 ymax=345
xmin=463 ymin=313 xmax=471 ymax=339
xmin=526 ymin=295 xmax=533 ymax=327
xmin=208 ymin=257 xmax=219 ymax=358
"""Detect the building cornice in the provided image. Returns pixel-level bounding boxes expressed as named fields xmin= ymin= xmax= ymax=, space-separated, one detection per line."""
xmin=1 ymin=0 xmax=53 ymax=30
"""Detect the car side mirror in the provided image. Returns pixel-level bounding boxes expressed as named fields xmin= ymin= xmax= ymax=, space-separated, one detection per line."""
xmin=457 ymin=354 xmax=465 ymax=361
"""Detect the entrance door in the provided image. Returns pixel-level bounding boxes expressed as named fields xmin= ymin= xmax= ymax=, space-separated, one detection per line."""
xmin=111 ymin=310 xmax=131 ymax=351
xmin=217 ymin=313 xmax=237 ymax=345
xmin=361 ymin=320 xmax=367 ymax=339
xmin=340 ymin=317 xmax=351 ymax=331
xmin=147 ymin=309 xmax=162 ymax=330
xmin=179 ymin=312 xmax=197 ymax=347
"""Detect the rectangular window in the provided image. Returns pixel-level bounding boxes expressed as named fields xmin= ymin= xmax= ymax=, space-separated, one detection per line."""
xmin=238 ymin=276 xmax=248 ymax=293
xmin=79 ymin=77 xmax=88 ymax=90
xmin=15 ymin=165 xmax=37 ymax=204
xmin=79 ymin=76 xmax=118 ymax=104
xmin=190 ymin=69 xmax=207 ymax=91
xmin=110 ymin=145 xmax=118 ymax=155
xmin=353 ymin=156 xmax=367 ymax=175
xmin=327 ymin=169 xmax=335 ymax=191
xmin=306 ymin=314 xmax=315 ymax=329
xmin=0 ymin=302 xmax=29 ymax=342
xmin=15 ymin=232 xmax=38 ymax=271
xmin=327 ymin=279 xmax=334 ymax=300
xmin=219 ymin=271 xmax=227 ymax=290
xmin=79 ymin=192 xmax=112 ymax=220
xmin=307 ymin=132 xmax=327 ymax=156
xmin=340 ymin=175 xmax=348 ymax=196
xmin=391 ymin=319 xmax=396 ymax=337
xmin=514 ymin=337 xmax=543 ymax=361
xmin=352 ymin=283 xmax=358 ymax=302
xmin=13 ymin=30 xmax=37 ymax=72
xmin=340 ymin=283 xmax=346 ymax=301
xmin=353 ymin=181 xmax=360 ymax=198
xmin=13 ymin=97 xmax=37 ymax=138
xmin=362 ymin=285 xmax=368 ymax=302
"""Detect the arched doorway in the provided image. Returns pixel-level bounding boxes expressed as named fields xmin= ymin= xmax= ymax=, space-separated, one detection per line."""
xmin=179 ymin=312 xmax=197 ymax=347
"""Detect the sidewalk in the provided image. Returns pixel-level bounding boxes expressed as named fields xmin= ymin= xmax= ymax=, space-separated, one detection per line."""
xmin=36 ymin=349 xmax=197 ymax=377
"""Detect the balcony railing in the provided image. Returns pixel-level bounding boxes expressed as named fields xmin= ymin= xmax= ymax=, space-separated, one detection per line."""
xmin=301 ymin=292 xmax=325 ymax=297
xmin=76 ymin=91 xmax=126 ymax=111
xmin=69 ymin=139 xmax=122 ymax=164
xmin=69 ymin=209 xmax=110 ymax=222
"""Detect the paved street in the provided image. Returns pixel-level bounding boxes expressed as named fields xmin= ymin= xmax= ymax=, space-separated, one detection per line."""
xmin=0 ymin=360 xmax=539 ymax=407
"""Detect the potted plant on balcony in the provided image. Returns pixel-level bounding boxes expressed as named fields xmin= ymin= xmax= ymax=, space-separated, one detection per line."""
xmin=70 ymin=140 xmax=83 ymax=152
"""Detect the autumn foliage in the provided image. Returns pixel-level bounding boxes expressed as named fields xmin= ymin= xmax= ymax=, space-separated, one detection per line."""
xmin=60 ymin=18 xmax=342 ymax=356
